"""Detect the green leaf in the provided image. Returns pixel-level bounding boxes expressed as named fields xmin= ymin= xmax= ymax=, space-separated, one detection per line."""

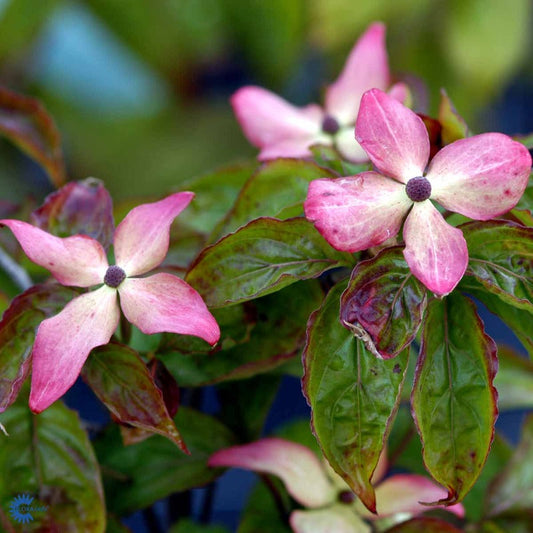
xmin=384 ymin=517 xmax=462 ymax=532
xmin=494 ymin=345 xmax=533 ymax=410
xmin=178 ymin=163 xmax=256 ymax=238
xmin=159 ymin=303 xmax=254 ymax=354
xmin=340 ymin=246 xmax=427 ymax=358
xmin=31 ymin=178 xmax=115 ymax=248
xmin=510 ymin=208 xmax=533 ymax=228
xmin=212 ymin=159 xmax=337 ymax=240
xmin=388 ymin=406 xmax=426 ymax=477
xmin=237 ymin=478 xmax=291 ymax=533
xmin=218 ymin=374 xmax=281 ymax=442
xmin=485 ymin=415 xmax=533 ymax=516
xmin=480 ymin=515 xmax=533 ymax=533
xmin=161 ymin=281 xmax=323 ymax=386
xmin=462 ymin=281 xmax=533 ymax=358
xmin=0 ymin=399 xmax=105 ymax=531
xmin=187 ymin=217 xmax=351 ymax=308
xmin=81 ymin=343 xmax=187 ymax=452
xmin=461 ymin=434 xmax=512 ymax=521
xmin=516 ymin=176 xmax=533 ymax=211
xmin=411 ymin=293 xmax=498 ymax=504
xmin=0 ymin=85 xmax=65 ymax=187
xmin=462 ymin=221 xmax=533 ymax=311
xmin=274 ymin=419 xmax=321 ymax=455
xmin=170 ymin=519 xmax=230 ymax=533
xmin=438 ymin=89 xmax=469 ymax=145
xmin=0 ymin=283 xmax=79 ymax=413
xmin=514 ymin=133 xmax=533 ymax=150
xmin=94 ymin=407 xmax=236 ymax=516
xmin=303 ymin=281 xmax=409 ymax=512
xmin=310 ymin=144 xmax=370 ymax=176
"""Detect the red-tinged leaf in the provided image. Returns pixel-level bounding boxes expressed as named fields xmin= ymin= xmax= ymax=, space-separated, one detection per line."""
xmin=419 ymin=114 xmax=442 ymax=159
xmin=0 ymin=398 xmax=105 ymax=531
xmin=340 ymin=247 xmax=427 ymax=359
xmin=462 ymin=221 xmax=533 ymax=311
xmin=0 ymin=86 xmax=65 ymax=187
xmin=303 ymin=281 xmax=409 ymax=513
xmin=211 ymin=159 xmax=337 ymax=241
xmin=438 ymin=89 xmax=469 ymax=145
xmin=118 ymin=357 xmax=182 ymax=449
xmin=81 ymin=343 xmax=188 ymax=453
xmin=147 ymin=358 xmax=180 ymax=418
xmin=187 ymin=217 xmax=352 ymax=308
xmin=511 ymin=178 xmax=533 ymax=226
xmin=31 ymin=178 xmax=115 ymax=248
xmin=384 ymin=517 xmax=462 ymax=533
xmin=411 ymin=293 xmax=498 ymax=505
xmin=509 ymin=208 xmax=533 ymax=227
xmin=485 ymin=414 xmax=533 ymax=516
xmin=162 ymin=281 xmax=323 ymax=386
xmin=0 ymin=283 xmax=79 ymax=413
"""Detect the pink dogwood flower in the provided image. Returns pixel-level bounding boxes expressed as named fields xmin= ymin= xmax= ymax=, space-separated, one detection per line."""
xmin=1 ymin=192 xmax=220 ymax=413
xmin=305 ymin=89 xmax=532 ymax=295
xmin=231 ymin=22 xmax=407 ymax=162
xmin=209 ymin=438 xmax=464 ymax=533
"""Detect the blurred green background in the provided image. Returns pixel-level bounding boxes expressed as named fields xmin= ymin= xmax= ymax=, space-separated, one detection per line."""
xmin=0 ymin=0 xmax=531 ymax=202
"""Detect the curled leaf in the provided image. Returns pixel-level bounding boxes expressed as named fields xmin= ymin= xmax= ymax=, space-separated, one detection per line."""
xmin=31 ymin=178 xmax=115 ymax=248
xmin=0 ymin=86 xmax=65 ymax=187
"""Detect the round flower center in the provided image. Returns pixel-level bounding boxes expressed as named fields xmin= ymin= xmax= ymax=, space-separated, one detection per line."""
xmin=322 ymin=115 xmax=340 ymax=135
xmin=104 ymin=265 xmax=126 ymax=288
xmin=405 ymin=176 xmax=432 ymax=202
xmin=338 ymin=490 xmax=355 ymax=504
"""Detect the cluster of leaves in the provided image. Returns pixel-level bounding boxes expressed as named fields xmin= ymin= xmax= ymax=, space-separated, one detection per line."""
xmin=0 ymin=77 xmax=532 ymax=533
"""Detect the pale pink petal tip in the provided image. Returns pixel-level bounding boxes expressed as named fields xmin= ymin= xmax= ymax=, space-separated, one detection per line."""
xmin=368 ymin=474 xmax=465 ymax=519
xmin=355 ymin=89 xmax=429 ymax=183
xmin=290 ymin=506 xmax=371 ymax=533
xmin=428 ymin=133 xmax=532 ymax=220
xmin=29 ymin=287 xmax=119 ymax=413
xmin=403 ymin=201 xmax=468 ymax=296
xmin=325 ymin=22 xmax=389 ymax=124
xmin=304 ymin=173 xmax=410 ymax=252
xmin=208 ymin=438 xmax=336 ymax=508
xmin=387 ymin=82 xmax=410 ymax=105
xmin=0 ymin=219 xmax=108 ymax=287
xmin=231 ymin=85 xmax=322 ymax=159
xmin=113 ymin=192 xmax=194 ymax=277
xmin=119 ymin=273 xmax=220 ymax=346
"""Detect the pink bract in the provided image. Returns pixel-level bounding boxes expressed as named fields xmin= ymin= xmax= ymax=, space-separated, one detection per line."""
xmin=1 ymin=191 xmax=220 ymax=413
xmin=231 ymin=22 xmax=408 ymax=162
xmin=208 ymin=437 xmax=464 ymax=532
xmin=305 ymin=89 xmax=532 ymax=295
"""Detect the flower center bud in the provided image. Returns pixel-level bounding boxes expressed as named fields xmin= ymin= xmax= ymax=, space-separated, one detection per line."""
xmin=405 ymin=176 xmax=432 ymax=202
xmin=322 ymin=115 xmax=340 ymax=135
xmin=338 ymin=490 xmax=355 ymax=504
xmin=104 ymin=265 xmax=126 ymax=288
